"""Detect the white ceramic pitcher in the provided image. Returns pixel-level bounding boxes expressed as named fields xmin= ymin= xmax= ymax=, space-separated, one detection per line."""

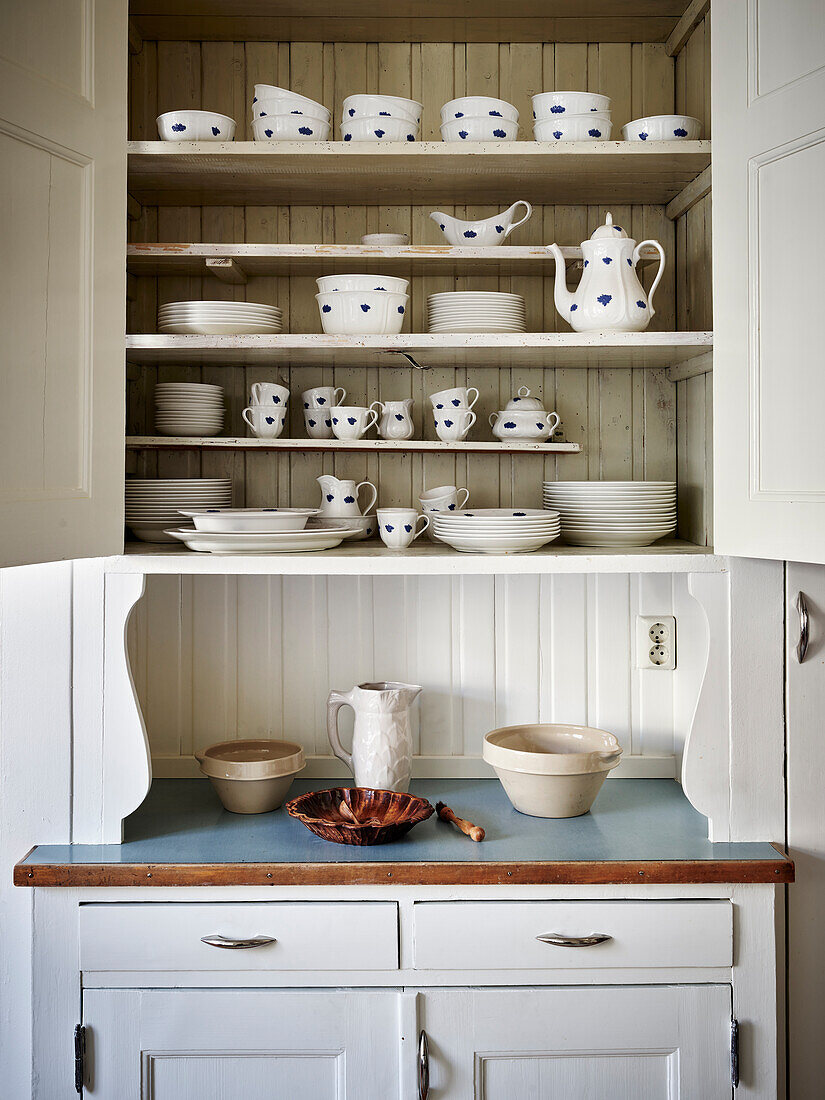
xmin=327 ymin=681 xmax=422 ymax=791
xmin=317 ymin=475 xmax=377 ymax=517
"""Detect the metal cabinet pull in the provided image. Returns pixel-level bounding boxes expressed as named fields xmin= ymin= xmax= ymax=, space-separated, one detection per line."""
xmin=796 ymin=592 xmax=810 ymax=664
xmin=418 ymin=1030 xmax=429 ymax=1099
xmin=200 ymin=934 xmax=276 ymax=949
xmin=536 ymin=932 xmax=612 ymax=948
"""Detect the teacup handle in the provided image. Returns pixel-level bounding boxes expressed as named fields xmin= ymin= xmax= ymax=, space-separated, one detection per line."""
xmin=363 ymin=408 xmax=379 ymax=434
xmin=413 ymin=514 xmax=430 ymax=541
xmin=488 ymin=411 xmax=499 ymax=427
xmin=457 ymin=487 xmax=470 ymax=508
xmin=357 ymin=480 xmax=378 ymax=515
xmin=369 ymin=400 xmax=384 ymax=416
xmin=241 ymin=407 xmax=256 ymax=429
xmin=633 ymin=239 xmax=666 ymax=318
xmin=326 ymin=690 xmax=354 ymax=774
xmin=464 ymin=411 xmax=477 ymax=430
xmin=545 ymin=411 xmax=560 ymax=436
xmin=466 ymin=387 xmax=480 ymax=409
xmin=334 ymin=386 xmax=347 ymax=406
xmin=505 ymin=200 xmax=533 ymax=236
xmin=250 ymin=383 xmax=263 ymax=403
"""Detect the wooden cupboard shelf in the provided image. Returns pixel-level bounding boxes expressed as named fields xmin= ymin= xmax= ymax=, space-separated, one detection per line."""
xmin=126 ymin=436 xmax=582 ymax=454
xmin=126 ymin=141 xmax=711 ymax=207
xmin=126 ymin=242 xmax=663 ymax=278
xmin=129 ymin=1 xmax=691 ymax=45
xmin=125 ymin=332 xmax=713 ymax=370
xmin=110 ymin=540 xmax=725 ymax=576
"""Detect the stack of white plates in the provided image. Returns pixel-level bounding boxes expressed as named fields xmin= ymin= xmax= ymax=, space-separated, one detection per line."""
xmin=125 ymin=479 xmax=232 ymax=543
xmin=157 ymin=301 xmax=283 ymax=336
xmin=431 ymin=508 xmax=561 ymax=554
xmin=542 ymin=481 xmax=677 ymax=547
xmin=427 ymin=292 xmax=526 ymax=334
xmin=154 ymin=382 xmax=224 ymax=437
xmin=165 ymin=517 xmax=359 ymax=554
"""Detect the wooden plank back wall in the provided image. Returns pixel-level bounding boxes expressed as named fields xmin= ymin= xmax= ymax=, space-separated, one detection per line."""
xmin=125 ymin=39 xmax=712 ymax=517
xmin=675 ymin=13 xmax=713 ymax=545
xmin=128 ymin=571 xmax=706 ymax=774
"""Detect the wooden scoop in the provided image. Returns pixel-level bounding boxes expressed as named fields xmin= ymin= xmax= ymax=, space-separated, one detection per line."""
xmin=436 ymin=801 xmax=485 ymax=842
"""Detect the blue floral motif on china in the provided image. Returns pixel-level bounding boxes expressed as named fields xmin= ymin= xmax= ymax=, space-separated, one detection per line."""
xmin=348 ymin=108 xmax=356 ymax=117
xmin=252 ymin=96 xmax=257 ymax=103
xmin=395 ymin=414 xmax=404 ymax=420
xmin=316 ymin=397 xmax=326 ymax=404
xmin=385 ymin=524 xmax=395 ymax=532
xmin=265 ymin=128 xmax=273 ymax=137
xmin=404 ymin=524 xmax=412 ymax=532
xmin=455 ymin=112 xmax=464 ymax=118
xmin=627 ymin=258 xmax=633 ymax=265
xmin=304 ymin=401 xmax=309 ymax=408
xmin=374 ymin=286 xmax=386 ymax=290
xmin=206 ymin=509 xmax=219 ymax=513
xmin=435 ymin=403 xmax=444 ymax=409
xmin=344 ymin=133 xmax=352 ymax=140
xmin=636 ymin=299 xmax=646 ymax=308
xmin=347 ymin=417 xmax=357 ymax=425
xmin=597 ymin=293 xmax=612 ymax=306
xmin=495 ymin=225 xmax=504 ymax=233
xmin=374 ymin=129 xmax=385 ymax=137
xmin=459 ymin=131 xmax=469 ymax=139
xmin=602 ymin=257 xmax=612 ymax=264
xmin=583 ymin=260 xmax=588 ymax=267
xmin=172 ymin=122 xmax=186 ymax=132
xmin=322 ymin=304 xmax=331 ymax=312
xmin=406 ymin=134 xmax=415 ymax=141
xmin=570 ymin=304 xmax=578 ymax=312
xmin=513 ymin=511 xmax=527 ymax=516
xmin=638 ymin=132 xmax=648 ymax=140
xmin=448 ymin=503 xmax=456 ymax=510
xmin=444 ymin=419 xmax=454 ymax=427
xmin=298 ymin=126 xmax=313 ymax=135
xmin=451 ymin=399 xmax=461 ymax=406
xmin=493 ymin=129 xmax=507 ymax=138
xmin=536 ymin=423 xmax=545 ymax=429
xmin=325 ymin=419 xmax=331 ymax=427
xmin=614 ymin=226 xmax=622 ymax=231
xmin=489 ymin=110 xmax=502 ymax=117
xmin=550 ymin=105 xmax=565 ymax=114
xmin=380 ymin=111 xmax=390 ymax=116
xmin=397 ymin=305 xmax=405 ymax=313
xmin=360 ymin=303 xmax=371 ymax=312
xmin=588 ymin=128 xmax=601 ymax=137
xmin=332 ymin=419 xmax=338 ymax=426
xmin=344 ymin=495 xmax=355 ymax=503
xmin=272 ymin=396 xmax=281 ymax=404
xmin=366 ymin=526 xmax=373 ymax=535
xmin=439 ymin=223 xmax=445 ymax=230
xmin=673 ymin=127 xmax=687 ymax=137
xmin=504 ymin=421 xmax=516 ymax=429
xmin=212 ymin=127 xmax=220 ymax=136
xmin=263 ymin=509 xmax=276 ymax=512
xmin=291 ymin=110 xmax=302 ymax=115
xmin=265 ymin=416 xmax=275 ymax=425
xmin=308 ymin=418 xmax=317 ymax=427
xmin=553 ymin=131 xmax=563 ymax=139
xmin=463 ymin=230 xmax=477 ymax=238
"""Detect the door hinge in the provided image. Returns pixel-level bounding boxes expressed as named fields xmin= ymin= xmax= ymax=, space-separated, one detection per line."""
xmin=74 ymin=1024 xmax=86 ymax=1094
xmin=730 ymin=1017 xmax=740 ymax=1089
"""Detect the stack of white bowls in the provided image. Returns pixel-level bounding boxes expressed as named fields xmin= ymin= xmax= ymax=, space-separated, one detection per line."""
xmin=440 ymin=96 xmax=519 ymax=141
xmin=157 ymin=301 xmax=283 ymax=336
xmin=340 ymin=94 xmax=421 ymax=142
xmin=427 ymin=291 xmax=526 ymax=333
xmin=154 ymin=382 xmax=224 ymax=437
xmin=251 ymin=83 xmax=331 ymax=141
xmin=125 ymin=479 xmax=232 ymax=543
xmin=431 ymin=508 xmax=561 ymax=555
xmin=542 ymin=481 xmax=677 ymax=546
xmin=316 ymin=274 xmax=409 ymax=335
xmin=532 ymin=91 xmax=612 ymax=141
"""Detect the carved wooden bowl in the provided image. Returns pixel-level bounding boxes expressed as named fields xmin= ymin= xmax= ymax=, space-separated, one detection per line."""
xmin=285 ymin=787 xmax=434 ymax=845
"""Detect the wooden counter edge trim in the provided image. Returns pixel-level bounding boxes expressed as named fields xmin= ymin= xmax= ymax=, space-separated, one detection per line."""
xmin=14 ymin=857 xmax=795 ymax=888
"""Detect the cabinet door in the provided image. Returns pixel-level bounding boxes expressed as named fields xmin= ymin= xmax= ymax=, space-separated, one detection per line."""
xmin=713 ymin=3 xmax=825 ymax=562
xmin=83 ymin=989 xmax=401 ymax=1098
xmin=418 ymin=986 xmax=731 ymax=1098
xmin=0 ymin=2 xmax=127 ymax=567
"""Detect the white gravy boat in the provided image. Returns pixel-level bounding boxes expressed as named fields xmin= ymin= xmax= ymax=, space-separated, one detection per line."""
xmin=430 ymin=200 xmax=532 ymax=246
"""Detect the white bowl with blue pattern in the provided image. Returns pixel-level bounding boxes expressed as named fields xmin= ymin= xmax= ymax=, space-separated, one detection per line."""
xmin=340 ymin=115 xmax=420 ymax=142
xmin=534 ymin=114 xmax=612 ymax=141
xmin=316 ymin=290 xmax=409 ymax=335
xmin=440 ymin=116 xmax=519 ymax=142
xmin=343 ymin=94 xmax=422 ymax=125
xmin=440 ymin=96 xmax=519 ymax=124
xmin=157 ymin=110 xmax=236 ymax=141
xmin=252 ymin=115 xmax=330 ymax=141
xmin=532 ymin=91 xmax=611 ymax=119
xmin=622 ymin=114 xmax=701 ymax=141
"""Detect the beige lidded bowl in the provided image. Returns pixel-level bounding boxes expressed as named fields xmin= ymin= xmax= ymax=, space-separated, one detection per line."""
xmin=483 ymin=723 xmax=622 ymax=818
xmin=195 ymin=738 xmax=305 ymax=814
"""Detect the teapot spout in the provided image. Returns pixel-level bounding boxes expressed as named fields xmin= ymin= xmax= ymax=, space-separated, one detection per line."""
xmin=548 ymin=242 xmax=574 ymax=315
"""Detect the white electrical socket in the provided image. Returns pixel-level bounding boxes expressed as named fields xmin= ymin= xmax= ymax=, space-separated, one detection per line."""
xmin=636 ymin=615 xmax=677 ymax=670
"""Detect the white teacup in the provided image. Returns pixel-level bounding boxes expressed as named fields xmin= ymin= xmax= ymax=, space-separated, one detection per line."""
xmin=430 ymin=386 xmax=479 ymax=412
xmin=331 ymin=405 xmax=379 ymax=440
xmin=251 ymin=382 xmax=290 ymax=407
xmin=377 ymin=508 xmax=429 ymax=550
xmin=361 ymin=233 xmax=409 ymax=246
xmin=304 ymin=408 xmax=334 ymax=439
xmin=434 ymin=409 xmax=476 ymax=442
xmin=419 ymin=485 xmax=471 ymax=513
xmin=243 ymin=405 xmax=287 ymax=439
xmin=302 ymin=385 xmax=346 ymax=410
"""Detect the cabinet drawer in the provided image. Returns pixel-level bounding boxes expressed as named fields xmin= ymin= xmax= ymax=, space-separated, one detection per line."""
xmin=80 ymin=902 xmax=398 ymax=972
xmin=413 ymin=901 xmax=732 ymax=970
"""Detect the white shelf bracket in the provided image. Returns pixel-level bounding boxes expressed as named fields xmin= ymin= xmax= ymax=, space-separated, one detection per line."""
xmin=205 ymin=257 xmax=248 ymax=284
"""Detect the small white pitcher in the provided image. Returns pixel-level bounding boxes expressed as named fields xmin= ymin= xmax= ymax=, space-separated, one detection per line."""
xmin=317 ymin=474 xmax=377 ymax=517
xmin=327 ymin=681 xmax=422 ymax=791
xmin=372 ymin=398 xmax=415 ymax=440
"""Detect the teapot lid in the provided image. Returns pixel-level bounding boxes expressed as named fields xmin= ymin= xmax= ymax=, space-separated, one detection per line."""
xmin=506 ymin=385 xmax=545 ymax=411
xmin=589 ymin=212 xmax=628 ymax=240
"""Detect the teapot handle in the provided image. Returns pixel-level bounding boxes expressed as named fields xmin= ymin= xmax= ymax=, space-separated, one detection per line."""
xmin=504 ymin=200 xmax=533 ymax=237
xmin=633 ymin=240 xmax=666 ymax=318
xmin=327 ymin=690 xmax=354 ymax=774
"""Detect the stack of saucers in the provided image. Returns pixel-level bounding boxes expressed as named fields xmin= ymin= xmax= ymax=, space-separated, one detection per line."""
xmin=157 ymin=301 xmax=283 ymax=336
xmin=154 ymin=382 xmax=224 ymax=437
xmin=542 ymin=481 xmax=677 ymax=546
xmin=125 ymin=479 xmax=232 ymax=543
xmin=431 ymin=508 xmax=561 ymax=555
xmin=427 ymin=291 xmax=526 ymax=333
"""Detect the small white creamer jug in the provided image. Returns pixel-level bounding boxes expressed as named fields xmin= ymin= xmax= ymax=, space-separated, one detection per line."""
xmin=371 ymin=398 xmax=414 ymax=440
xmin=327 ymin=681 xmax=422 ymax=791
xmin=317 ymin=475 xmax=377 ymax=517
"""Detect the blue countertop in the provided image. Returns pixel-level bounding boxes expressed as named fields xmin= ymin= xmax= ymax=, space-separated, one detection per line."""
xmin=16 ymin=779 xmax=792 ymax=887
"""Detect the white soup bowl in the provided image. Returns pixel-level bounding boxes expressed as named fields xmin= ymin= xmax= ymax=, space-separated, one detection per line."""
xmin=316 ymin=290 xmax=409 ymax=335
xmin=253 ymin=115 xmax=330 ymax=141
xmin=157 ymin=110 xmax=236 ymax=141
xmin=441 ymin=116 xmax=518 ymax=141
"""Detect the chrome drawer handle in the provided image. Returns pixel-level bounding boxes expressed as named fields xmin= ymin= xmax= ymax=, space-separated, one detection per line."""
xmin=536 ymin=932 xmax=612 ymax=948
xmin=418 ymin=1030 xmax=429 ymax=1100
xmin=796 ymin=592 xmax=810 ymax=663
xmin=201 ymin=934 xmax=276 ymax=950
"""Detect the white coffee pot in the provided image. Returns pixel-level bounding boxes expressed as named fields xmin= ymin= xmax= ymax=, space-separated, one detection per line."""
xmin=430 ymin=200 xmax=532 ymax=246
xmin=549 ymin=212 xmax=665 ymax=333
xmin=327 ymin=681 xmax=422 ymax=791
xmin=316 ymin=475 xmax=377 ymax=517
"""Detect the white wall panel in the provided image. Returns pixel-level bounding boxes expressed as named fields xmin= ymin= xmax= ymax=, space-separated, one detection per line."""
xmin=132 ymin=573 xmax=702 ymax=775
